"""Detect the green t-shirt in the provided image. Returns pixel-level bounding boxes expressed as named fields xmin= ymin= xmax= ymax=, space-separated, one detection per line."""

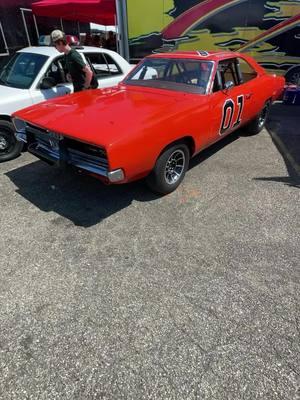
xmin=65 ymin=49 xmax=86 ymax=92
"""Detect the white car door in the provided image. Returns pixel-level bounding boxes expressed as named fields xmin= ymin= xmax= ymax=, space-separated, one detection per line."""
xmin=29 ymin=57 xmax=72 ymax=104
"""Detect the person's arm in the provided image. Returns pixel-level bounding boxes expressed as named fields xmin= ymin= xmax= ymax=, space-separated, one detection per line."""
xmin=83 ymin=65 xmax=93 ymax=89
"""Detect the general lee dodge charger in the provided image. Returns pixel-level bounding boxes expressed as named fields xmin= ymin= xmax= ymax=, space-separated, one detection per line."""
xmin=13 ymin=51 xmax=284 ymax=194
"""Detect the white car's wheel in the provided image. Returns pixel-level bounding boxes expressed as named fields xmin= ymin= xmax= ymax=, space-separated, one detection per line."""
xmin=0 ymin=121 xmax=23 ymax=162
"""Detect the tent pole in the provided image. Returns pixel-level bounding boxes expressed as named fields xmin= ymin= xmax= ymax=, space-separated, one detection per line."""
xmin=77 ymin=20 xmax=80 ymax=38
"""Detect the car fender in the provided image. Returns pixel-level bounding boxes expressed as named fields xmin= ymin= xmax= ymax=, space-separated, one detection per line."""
xmin=108 ymin=105 xmax=204 ymax=182
xmin=0 ymin=87 xmax=33 ymax=116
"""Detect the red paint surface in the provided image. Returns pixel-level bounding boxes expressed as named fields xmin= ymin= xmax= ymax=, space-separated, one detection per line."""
xmin=14 ymin=52 xmax=285 ymax=183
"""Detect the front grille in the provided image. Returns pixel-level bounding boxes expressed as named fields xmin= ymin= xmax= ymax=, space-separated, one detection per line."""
xmin=26 ymin=124 xmax=60 ymax=160
xmin=64 ymin=138 xmax=108 ymax=168
xmin=25 ymin=124 xmax=108 ymax=177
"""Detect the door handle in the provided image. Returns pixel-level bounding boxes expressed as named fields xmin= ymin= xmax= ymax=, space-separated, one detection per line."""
xmin=245 ymin=93 xmax=253 ymax=99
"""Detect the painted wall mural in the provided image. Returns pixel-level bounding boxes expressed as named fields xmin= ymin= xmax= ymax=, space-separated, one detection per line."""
xmin=127 ymin=0 xmax=300 ymax=82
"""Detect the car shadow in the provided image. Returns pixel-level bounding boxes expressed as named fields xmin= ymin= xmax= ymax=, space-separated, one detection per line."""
xmin=9 ymin=109 xmax=296 ymax=228
xmin=189 ymin=130 xmax=239 ymax=169
xmin=6 ymin=133 xmax=240 ymax=227
xmin=256 ymin=103 xmax=300 ymax=189
xmin=6 ymin=161 xmax=157 ymax=227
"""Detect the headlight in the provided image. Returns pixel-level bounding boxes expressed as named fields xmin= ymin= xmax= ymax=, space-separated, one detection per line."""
xmin=12 ymin=117 xmax=26 ymax=132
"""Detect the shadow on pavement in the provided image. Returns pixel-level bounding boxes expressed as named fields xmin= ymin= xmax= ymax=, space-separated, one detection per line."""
xmin=260 ymin=103 xmax=300 ymax=188
xmin=189 ymin=130 xmax=239 ymax=169
xmin=6 ymin=134 xmax=240 ymax=227
xmin=6 ymin=161 xmax=158 ymax=227
xmin=8 ymin=105 xmax=297 ymax=228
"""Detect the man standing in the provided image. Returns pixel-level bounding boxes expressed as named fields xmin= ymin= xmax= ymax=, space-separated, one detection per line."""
xmin=50 ymin=29 xmax=93 ymax=92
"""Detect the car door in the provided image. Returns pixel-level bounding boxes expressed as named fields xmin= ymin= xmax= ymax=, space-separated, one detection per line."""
xmin=235 ymin=56 xmax=264 ymax=121
xmin=83 ymin=51 xmax=125 ymax=88
xmin=208 ymin=58 xmax=255 ymax=141
xmin=29 ymin=57 xmax=72 ymax=104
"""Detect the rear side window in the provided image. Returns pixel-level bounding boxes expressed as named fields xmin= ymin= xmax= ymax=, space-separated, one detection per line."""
xmin=84 ymin=52 xmax=121 ymax=78
xmin=238 ymin=58 xmax=257 ymax=83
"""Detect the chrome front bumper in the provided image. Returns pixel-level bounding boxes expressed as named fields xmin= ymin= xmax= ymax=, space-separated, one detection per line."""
xmin=16 ymin=126 xmax=124 ymax=183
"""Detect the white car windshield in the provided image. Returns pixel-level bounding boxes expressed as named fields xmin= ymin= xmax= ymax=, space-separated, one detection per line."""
xmin=125 ymin=58 xmax=214 ymax=94
xmin=0 ymin=52 xmax=48 ymax=89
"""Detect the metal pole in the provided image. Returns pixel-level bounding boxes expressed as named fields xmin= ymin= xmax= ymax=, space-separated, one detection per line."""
xmin=20 ymin=8 xmax=31 ymax=46
xmin=0 ymin=22 xmax=9 ymax=56
xmin=115 ymin=0 xmax=130 ymax=61
xmin=33 ymin=14 xmax=40 ymax=40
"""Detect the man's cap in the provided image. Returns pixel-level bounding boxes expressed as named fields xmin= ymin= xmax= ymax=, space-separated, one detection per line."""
xmin=51 ymin=29 xmax=65 ymax=42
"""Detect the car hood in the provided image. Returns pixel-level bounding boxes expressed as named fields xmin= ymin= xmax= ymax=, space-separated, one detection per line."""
xmin=13 ymin=85 xmax=200 ymax=147
xmin=0 ymin=84 xmax=23 ymax=97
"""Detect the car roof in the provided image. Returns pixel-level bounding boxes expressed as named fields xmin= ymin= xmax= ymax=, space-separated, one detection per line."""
xmin=17 ymin=46 xmax=113 ymax=57
xmin=147 ymin=50 xmax=244 ymax=61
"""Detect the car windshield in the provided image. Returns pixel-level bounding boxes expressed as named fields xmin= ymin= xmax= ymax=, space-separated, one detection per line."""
xmin=125 ymin=57 xmax=214 ymax=94
xmin=0 ymin=52 xmax=48 ymax=89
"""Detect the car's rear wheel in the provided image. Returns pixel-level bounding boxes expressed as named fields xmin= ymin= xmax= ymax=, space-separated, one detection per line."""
xmin=0 ymin=121 xmax=23 ymax=162
xmin=146 ymin=142 xmax=190 ymax=195
xmin=244 ymin=101 xmax=270 ymax=135
xmin=285 ymin=66 xmax=300 ymax=85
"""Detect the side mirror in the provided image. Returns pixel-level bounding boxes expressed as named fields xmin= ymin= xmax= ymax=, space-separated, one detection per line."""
xmin=224 ymin=80 xmax=234 ymax=91
xmin=40 ymin=76 xmax=56 ymax=89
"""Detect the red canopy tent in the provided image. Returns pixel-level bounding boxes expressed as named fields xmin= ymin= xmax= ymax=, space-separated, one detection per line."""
xmin=32 ymin=0 xmax=116 ymax=26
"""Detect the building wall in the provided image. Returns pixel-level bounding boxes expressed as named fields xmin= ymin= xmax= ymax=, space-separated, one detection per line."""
xmin=126 ymin=0 xmax=300 ymax=77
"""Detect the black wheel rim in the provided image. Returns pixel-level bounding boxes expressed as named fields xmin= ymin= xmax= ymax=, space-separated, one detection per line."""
xmin=164 ymin=149 xmax=185 ymax=185
xmin=0 ymin=131 xmax=15 ymax=155
xmin=258 ymin=105 xmax=268 ymax=129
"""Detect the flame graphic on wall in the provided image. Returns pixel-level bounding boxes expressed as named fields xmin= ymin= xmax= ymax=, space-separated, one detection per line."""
xmin=127 ymin=0 xmax=300 ymax=73
xmin=264 ymin=1 xmax=300 ymax=20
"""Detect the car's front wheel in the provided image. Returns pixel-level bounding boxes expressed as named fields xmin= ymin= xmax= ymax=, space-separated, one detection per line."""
xmin=146 ymin=142 xmax=190 ymax=195
xmin=244 ymin=101 xmax=270 ymax=135
xmin=0 ymin=121 xmax=23 ymax=162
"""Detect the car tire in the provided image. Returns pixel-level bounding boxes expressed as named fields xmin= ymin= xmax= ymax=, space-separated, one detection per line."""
xmin=0 ymin=120 xmax=23 ymax=162
xmin=244 ymin=101 xmax=270 ymax=135
xmin=146 ymin=142 xmax=190 ymax=195
xmin=285 ymin=66 xmax=300 ymax=85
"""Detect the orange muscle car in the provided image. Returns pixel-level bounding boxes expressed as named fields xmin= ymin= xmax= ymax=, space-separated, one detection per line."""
xmin=13 ymin=51 xmax=284 ymax=194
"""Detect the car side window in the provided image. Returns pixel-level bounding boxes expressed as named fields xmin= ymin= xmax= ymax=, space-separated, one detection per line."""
xmin=44 ymin=57 xmax=66 ymax=86
xmin=237 ymin=58 xmax=257 ymax=83
xmin=84 ymin=52 xmax=121 ymax=78
xmin=212 ymin=70 xmax=222 ymax=92
xmin=212 ymin=60 xmax=239 ymax=92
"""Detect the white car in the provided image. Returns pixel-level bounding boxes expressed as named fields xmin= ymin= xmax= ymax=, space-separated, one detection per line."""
xmin=0 ymin=46 xmax=133 ymax=162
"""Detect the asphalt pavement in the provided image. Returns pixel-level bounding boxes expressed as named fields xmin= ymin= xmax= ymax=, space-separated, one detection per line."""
xmin=0 ymin=104 xmax=299 ymax=399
